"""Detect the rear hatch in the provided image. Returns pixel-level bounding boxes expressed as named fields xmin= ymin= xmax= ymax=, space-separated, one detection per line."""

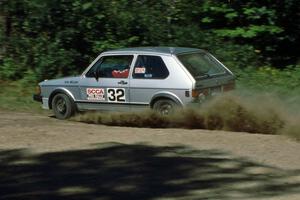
xmin=176 ymin=51 xmax=235 ymax=97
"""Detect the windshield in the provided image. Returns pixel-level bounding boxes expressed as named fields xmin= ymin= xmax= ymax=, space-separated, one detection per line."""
xmin=177 ymin=52 xmax=226 ymax=78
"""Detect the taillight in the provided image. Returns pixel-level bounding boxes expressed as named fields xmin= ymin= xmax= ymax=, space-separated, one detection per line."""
xmin=192 ymin=89 xmax=209 ymax=98
xmin=223 ymin=80 xmax=235 ymax=92
xmin=192 ymin=89 xmax=200 ymax=98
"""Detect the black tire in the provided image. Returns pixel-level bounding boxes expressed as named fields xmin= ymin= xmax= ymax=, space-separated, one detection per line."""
xmin=52 ymin=93 xmax=76 ymax=120
xmin=153 ymin=99 xmax=177 ymax=115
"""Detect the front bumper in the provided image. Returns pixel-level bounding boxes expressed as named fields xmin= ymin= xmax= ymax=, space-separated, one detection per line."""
xmin=33 ymin=94 xmax=42 ymax=103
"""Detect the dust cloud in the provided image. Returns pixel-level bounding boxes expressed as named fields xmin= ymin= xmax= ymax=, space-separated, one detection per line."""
xmin=72 ymin=92 xmax=300 ymax=140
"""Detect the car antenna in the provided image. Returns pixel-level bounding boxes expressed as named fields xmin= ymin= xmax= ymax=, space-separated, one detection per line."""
xmin=170 ymin=47 xmax=175 ymax=54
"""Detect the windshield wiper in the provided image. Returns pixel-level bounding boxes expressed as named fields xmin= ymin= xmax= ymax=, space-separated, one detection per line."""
xmin=195 ymin=73 xmax=210 ymax=79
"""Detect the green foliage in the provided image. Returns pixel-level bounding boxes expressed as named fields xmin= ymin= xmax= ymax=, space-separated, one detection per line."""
xmin=0 ymin=58 xmax=18 ymax=80
xmin=214 ymin=25 xmax=283 ymax=38
xmin=0 ymin=81 xmax=48 ymax=113
xmin=236 ymin=65 xmax=300 ymax=102
xmin=0 ymin=0 xmax=299 ymax=82
xmin=196 ymin=0 xmax=299 ymax=66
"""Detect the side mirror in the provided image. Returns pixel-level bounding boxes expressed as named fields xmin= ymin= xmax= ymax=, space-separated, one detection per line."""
xmin=93 ymin=70 xmax=100 ymax=82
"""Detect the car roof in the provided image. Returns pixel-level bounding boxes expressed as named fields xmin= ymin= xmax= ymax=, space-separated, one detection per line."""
xmin=104 ymin=47 xmax=204 ymax=55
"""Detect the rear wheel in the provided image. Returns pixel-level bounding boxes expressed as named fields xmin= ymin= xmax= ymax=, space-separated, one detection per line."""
xmin=153 ymin=99 xmax=177 ymax=115
xmin=52 ymin=93 xmax=76 ymax=119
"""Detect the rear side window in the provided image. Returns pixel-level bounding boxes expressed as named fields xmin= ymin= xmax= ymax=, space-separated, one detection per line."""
xmin=86 ymin=55 xmax=133 ymax=78
xmin=177 ymin=52 xmax=226 ymax=78
xmin=133 ymin=55 xmax=169 ymax=79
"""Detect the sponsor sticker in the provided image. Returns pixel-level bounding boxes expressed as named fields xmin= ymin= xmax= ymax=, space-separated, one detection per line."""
xmin=135 ymin=67 xmax=146 ymax=74
xmin=86 ymin=88 xmax=105 ymax=101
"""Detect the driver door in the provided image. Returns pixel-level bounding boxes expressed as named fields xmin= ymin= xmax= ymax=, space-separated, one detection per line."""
xmin=78 ymin=55 xmax=134 ymax=111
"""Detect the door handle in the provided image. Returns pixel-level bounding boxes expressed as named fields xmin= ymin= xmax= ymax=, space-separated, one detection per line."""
xmin=118 ymin=80 xmax=128 ymax=85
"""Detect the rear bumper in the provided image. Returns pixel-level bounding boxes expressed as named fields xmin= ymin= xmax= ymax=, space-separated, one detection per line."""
xmin=33 ymin=94 xmax=42 ymax=103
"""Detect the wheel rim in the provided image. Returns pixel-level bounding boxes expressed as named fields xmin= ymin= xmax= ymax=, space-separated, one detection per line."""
xmin=56 ymin=97 xmax=67 ymax=114
xmin=160 ymin=103 xmax=173 ymax=115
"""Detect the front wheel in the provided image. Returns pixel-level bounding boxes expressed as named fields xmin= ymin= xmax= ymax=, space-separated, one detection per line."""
xmin=153 ymin=99 xmax=177 ymax=115
xmin=52 ymin=93 xmax=76 ymax=119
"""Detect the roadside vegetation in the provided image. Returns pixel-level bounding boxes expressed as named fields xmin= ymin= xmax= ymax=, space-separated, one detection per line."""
xmin=0 ymin=0 xmax=299 ymax=82
xmin=0 ymin=80 xmax=49 ymax=113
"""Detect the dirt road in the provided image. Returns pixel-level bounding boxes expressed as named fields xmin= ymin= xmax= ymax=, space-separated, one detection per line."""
xmin=0 ymin=111 xmax=300 ymax=200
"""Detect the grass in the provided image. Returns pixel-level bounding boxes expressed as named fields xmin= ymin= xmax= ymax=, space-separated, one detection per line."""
xmin=0 ymin=80 xmax=48 ymax=113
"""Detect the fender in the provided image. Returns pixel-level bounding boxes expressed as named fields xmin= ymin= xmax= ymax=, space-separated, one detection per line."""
xmin=150 ymin=91 xmax=183 ymax=108
xmin=48 ymin=87 xmax=76 ymax=109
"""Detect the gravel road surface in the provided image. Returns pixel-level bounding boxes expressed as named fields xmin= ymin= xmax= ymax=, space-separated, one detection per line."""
xmin=0 ymin=111 xmax=299 ymax=200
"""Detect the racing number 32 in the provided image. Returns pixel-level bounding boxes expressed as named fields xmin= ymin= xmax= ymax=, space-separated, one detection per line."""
xmin=107 ymin=88 xmax=126 ymax=102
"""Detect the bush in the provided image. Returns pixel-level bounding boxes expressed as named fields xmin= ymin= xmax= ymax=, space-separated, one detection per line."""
xmin=1 ymin=0 xmax=298 ymax=82
xmin=0 ymin=58 xmax=19 ymax=80
xmin=236 ymin=65 xmax=300 ymax=92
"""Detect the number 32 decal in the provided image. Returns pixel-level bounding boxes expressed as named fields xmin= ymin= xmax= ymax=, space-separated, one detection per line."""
xmin=107 ymin=88 xmax=126 ymax=102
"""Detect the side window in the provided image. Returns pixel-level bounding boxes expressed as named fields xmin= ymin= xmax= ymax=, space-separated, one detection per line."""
xmin=85 ymin=55 xmax=133 ymax=78
xmin=132 ymin=55 xmax=169 ymax=79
